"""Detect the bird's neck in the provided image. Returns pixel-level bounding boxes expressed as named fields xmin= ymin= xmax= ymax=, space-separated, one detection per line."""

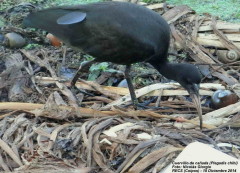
xmin=150 ymin=62 xmax=179 ymax=81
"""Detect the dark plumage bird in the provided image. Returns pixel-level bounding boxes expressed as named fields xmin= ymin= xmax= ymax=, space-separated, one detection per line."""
xmin=23 ymin=1 xmax=202 ymax=128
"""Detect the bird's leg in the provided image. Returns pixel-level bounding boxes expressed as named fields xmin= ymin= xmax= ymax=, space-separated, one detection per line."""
xmin=125 ymin=65 xmax=159 ymax=110
xmin=69 ymin=60 xmax=95 ymax=105
xmin=125 ymin=65 xmax=138 ymax=109
xmin=71 ymin=60 xmax=95 ymax=86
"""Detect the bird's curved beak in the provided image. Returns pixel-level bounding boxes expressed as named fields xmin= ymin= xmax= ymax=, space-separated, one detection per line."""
xmin=187 ymin=84 xmax=202 ymax=129
xmin=190 ymin=93 xmax=202 ymax=129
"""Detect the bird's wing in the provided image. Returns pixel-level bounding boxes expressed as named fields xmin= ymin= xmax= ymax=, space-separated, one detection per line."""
xmin=23 ymin=2 xmax=159 ymax=64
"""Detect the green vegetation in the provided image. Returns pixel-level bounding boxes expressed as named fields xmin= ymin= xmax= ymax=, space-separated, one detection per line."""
xmin=88 ymin=62 xmax=118 ymax=81
xmin=83 ymin=54 xmax=95 ymax=61
xmin=0 ymin=17 xmax=5 ymax=27
xmin=166 ymin=0 xmax=240 ymax=22
xmin=24 ymin=43 xmax=41 ymax=50
xmin=0 ymin=0 xmax=16 ymax=11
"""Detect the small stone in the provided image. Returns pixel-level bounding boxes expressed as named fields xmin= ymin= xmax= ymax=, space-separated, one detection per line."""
xmin=4 ymin=32 xmax=26 ymax=48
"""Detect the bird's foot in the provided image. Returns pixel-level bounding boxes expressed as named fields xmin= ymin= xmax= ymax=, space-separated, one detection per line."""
xmin=125 ymin=97 xmax=160 ymax=110
xmin=69 ymin=84 xmax=94 ymax=97
xmin=67 ymin=82 xmax=95 ymax=107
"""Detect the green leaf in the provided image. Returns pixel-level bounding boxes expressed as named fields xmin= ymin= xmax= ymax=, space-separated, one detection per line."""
xmin=88 ymin=70 xmax=100 ymax=81
xmin=89 ymin=62 xmax=109 ymax=72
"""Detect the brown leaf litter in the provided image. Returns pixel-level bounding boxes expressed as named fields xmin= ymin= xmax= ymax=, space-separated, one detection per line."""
xmin=0 ymin=1 xmax=239 ymax=172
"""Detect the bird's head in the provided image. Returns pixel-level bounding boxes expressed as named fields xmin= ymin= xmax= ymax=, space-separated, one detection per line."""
xmin=176 ymin=64 xmax=201 ymax=96
xmin=176 ymin=64 xmax=203 ymax=129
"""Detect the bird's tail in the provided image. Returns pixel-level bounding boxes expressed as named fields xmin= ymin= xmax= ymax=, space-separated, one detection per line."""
xmin=23 ymin=8 xmax=70 ymax=41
